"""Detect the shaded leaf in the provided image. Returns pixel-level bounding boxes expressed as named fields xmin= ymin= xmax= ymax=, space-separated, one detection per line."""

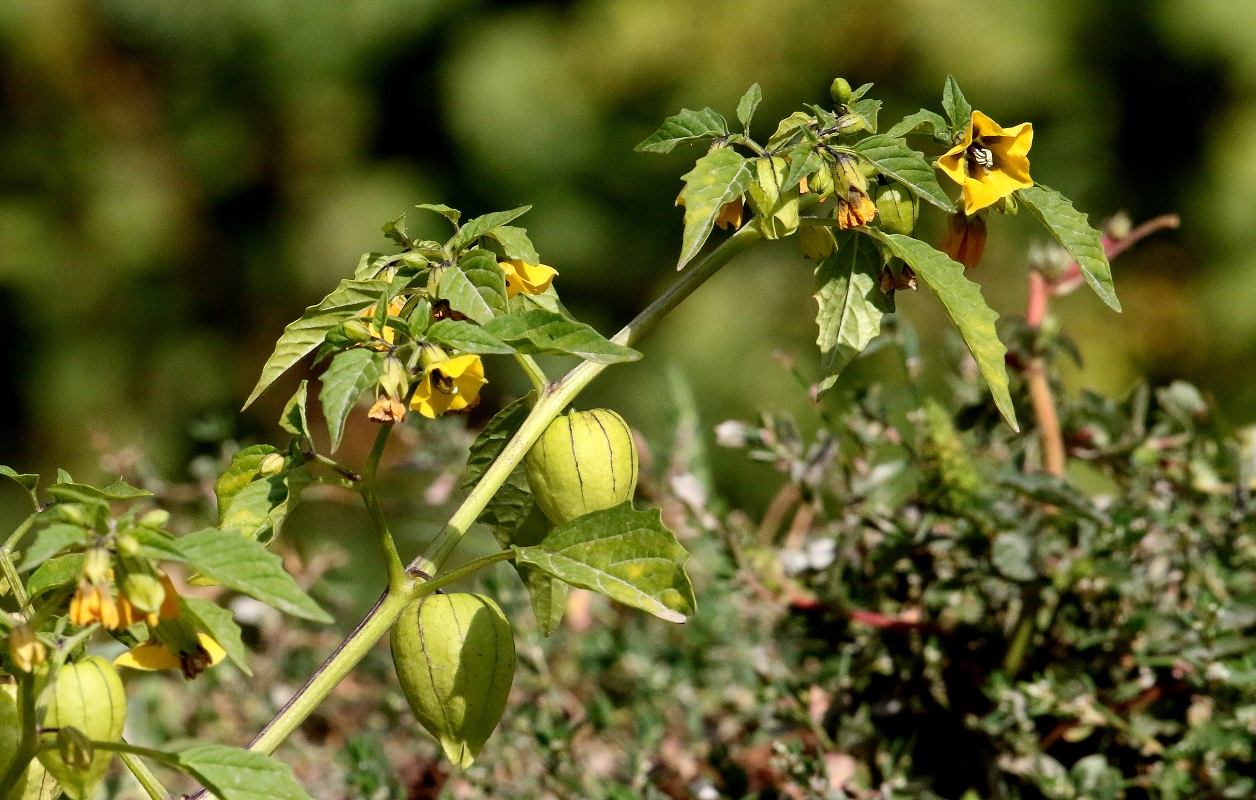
xmin=448 ymin=207 xmax=531 ymax=253
xmin=514 ymin=503 xmax=696 ymax=623
xmin=215 ymin=445 xmax=281 ymax=518
xmin=868 ymin=231 xmax=1017 ymax=430
xmin=319 ymin=349 xmax=386 ymax=453
xmin=46 ymin=479 xmax=150 ymax=505
xmin=279 ymin=380 xmax=311 ymax=439
xmin=886 ymin=109 xmax=951 ymax=142
xmin=746 ymin=156 xmax=800 ymax=239
xmin=175 ymin=528 xmax=332 ymax=623
xmin=0 ymin=465 xmax=39 ymax=503
xmin=635 ymin=108 xmax=729 ymax=154
xmin=27 ymin=554 xmax=84 ymax=597
xmin=1019 ymin=184 xmax=1121 ymax=312
xmin=426 ymin=319 xmax=515 ymax=355
xmin=381 ymin=213 xmax=410 ymax=247
xmin=416 ymin=203 xmax=461 ymax=226
xmin=127 ymin=527 xmax=188 ymax=563
xmin=999 ymin=471 xmax=1110 ymax=525
xmin=483 ymin=310 xmax=640 ymax=364
xmin=176 ymin=745 xmax=314 ymax=800
xmin=676 ymin=147 xmax=756 ymax=269
xmin=437 ymin=253 xmax=508 ymax=325
xmin=850 ymin=135 xmax=952 ymax=210
xmin=848 ymin=98 xmax=881 ymax=133
xmin=18 ymin=524 xmax=88 ymax=572
xmin=486 ymin=225 xmax=540 ymax=264
xmin=180 ymin=596 xmax=252 ymax=676
xmin=814 ymin=231 xmax=894 ymax=395
xmin=781 ymin=142 xmax=820 ymax=193
xmin=243 ymin=279 xmax=390 ymax=409
xmin=461 ymin=396 xmax=535 ymax=491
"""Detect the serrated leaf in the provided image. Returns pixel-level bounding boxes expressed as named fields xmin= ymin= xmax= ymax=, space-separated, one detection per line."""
xmin=514 ymin=503 xmax=695 ymax=623
xmin=0 ymin=465 xmax=39 ymax=503
xmin=17 ymin=524 xmax=88 ymax=572
xmin=175 ymin=529 xmax=332 ymax=623
xmin=486 ymin=225 xmax=540 ymax=264
xmin=448 ymin=206 xmax=531 ymax=253
xmin=676 ymin=147 xmax=756 ymax=269
xmin=243 ymin=279 xmax=391 ymax=409
xmin=180 ymin=596 xmax=251 ymax=676
xmin=1018 ymin=184 xmax=1121 ymax=312
xmin=850 ymin=135 xmax=952 ymax=210
xmin=177 ymin=745 xmax=314 ymax=800
xmin=867 ymin=231 xmax=1018 ymax=430
xmin=425 ymin=319 xmax=515 ymax=355
xmin=437 ymin=253 xmax=509 ymax=325
xmin=886 ymin=109 xmax=951 ymax=142
xmin=215 ymin=445 xmax=281 ymax=518
xmin=736 ymin=84 xmax=762 ymax=129
xmin=635 ymin=108 xmax=729 ymax=154
xmin=999 ymin=471 xmax=1109 ymax=525
xmin=483 ymin=310 xmax=640 ymax=364
xmin=279 ymin=380 xmax=311 ymax=439
xmin=27 ymin=554 xmax=83 ymax=597
xmin=416 ymin=203 xmax=461 ymax=226
xmin=942 ymin=75 xmax=972 ymax=130
xmin=814 ymin=232 xmax=895 ymax=395
xmin=319 ymin=348 xmax=386 ymax=453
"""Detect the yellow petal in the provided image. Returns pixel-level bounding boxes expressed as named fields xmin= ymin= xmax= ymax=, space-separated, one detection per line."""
xmin=114 ymin=633 xmax=226 ymax=672
xmin=502 ymin=261 xmax=558 ymax=298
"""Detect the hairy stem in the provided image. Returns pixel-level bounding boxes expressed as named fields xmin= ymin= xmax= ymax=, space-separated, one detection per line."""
xmin=515 ymin=353 xmax=550 ymax=393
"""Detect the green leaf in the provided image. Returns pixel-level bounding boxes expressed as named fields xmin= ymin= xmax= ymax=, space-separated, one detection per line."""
xmin=416 ymin=202 xmax=461 ymax=226
xmin=279 ymin=380 xmax=311 ymax=439
xmin=243 ymin=279 xmax=391 ymax=409
xmin=745 ymin=156 xmax=800 ymax=240
xmin=813 ymin=232 xmax=895 ymax=395
xmin=781 ymin=142 xmax=820 ymax=193
xmin=736 ymin=84 xmax=762 ymax=130
xmin=634 ymin=108 xmax=729 ymax=154
xmin=176 ymin=745 xmax=314 ymax=800
xmin=215 ymin=445 xmax=281 ymax=518
xmin=436 ymin=253 xmax=509 ymax=325
xmin=886 ymin=109 xmax=951 ymax=142
xmin=676 ymin=147 xmax=756 ymax=269
xmin=17 ymin=524 xmax=88 ymax=572
xmin=46 ymin=479 xmax=151 ymax=504
xmin=180 ymin=596 xmax=252 ymax=676
xmin=767 ymin=111 xmax=814 ymax=150
xmin=942 ymin=75 xmax=972 ymax=130
xmin=175 ymin=528 xmax=332 ymax=623
xmin=867 ymin=231 xmax=1018 ymax=430
xmin=425 ymin=319 xmax=515 ymax=355
xmin=850 ymin=135 xmax=952 ymax=210
xmin=999 ymin=471 xmax=1109 ymax=525
xmin=27 ymin=554 xmax=83 ymax=597
xmin=319 ymin=348 xmax=386 ymax=453
xmin=848 ymin=98 xmax=881 ymax=133
xmin=0 ymin=465 xmax=39 ymax=503
xmin=461 ymin=396 xmax=534 ymax=490
xmin=1018 ymin=184 xmax=1121 ymax=312
xmin=381 ymin=213 xmax=410 ymax=247
xmin=486 ymin=225 xmax=540 ymax=264
xmin=218 ymin=473 xmax=290 ymax=543
xmin=127 ymin=526 xmax=188 ymax=563
xmin=514 ymin=503 xmax=696 ymax=623
xmin=448 ymin=206 xmax=531 ymax=253
xmin=483 ymin=310 xmax=641 ymax=364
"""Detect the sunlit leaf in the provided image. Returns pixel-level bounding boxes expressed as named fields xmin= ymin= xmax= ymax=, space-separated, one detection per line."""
xmin=425 ymin=319 xmax=515 ymax=355
xmin=448 ymin=206 xmax=531 ymax=253
xmin=180 ymin=596 xmax=251 ymax=676
xmin=736 ymin=84 xmax=762 ymax=130
xmin=676 ymin=147 xmax=755 ymax=269
xmin=17 ymin=524 xmax=88 ymax=572
xmin=814 ymin=231 xmax=895 ymax=395
xmin=635 ymin=108 xmax=729 ymax=154
xmin=942 ymin=75 xmax=972 ymax=130
xmin=1019 ymin=184 xmax=1121 ymax=312
xmin=279 ymin=380 xmax=311 ymax=439
xmin=319 ymin=348 xmax=386 ymax=453
xmin=176 ymin=745 xmax=314 ymax=800
xmin=850 ymin=135 xmax=952 ymax=210
xmin=483 ymin=310 xmax=640 ymax=364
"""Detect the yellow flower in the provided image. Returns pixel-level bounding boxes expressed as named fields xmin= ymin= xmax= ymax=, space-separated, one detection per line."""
xmin=410 ymin=354 xmax=486 ymax=419
xmin=117 ymin=572 xmax=182 ymax=628
xmin=69 ymin=580 xmax=121 ymax=630
xmin=938 ymin=111 xmax=1033 ymax=215
xmin=9 ymin=624 xmax=47 ymax=672
xmin=114 ymin=633 xmax=226 ymax=678
xmin=501 ymin=261 xmax=558 ymax=298
xmin=360 ymin=296 xmax=409 ymax=344
xmin=714 ymin=197 xmax=744 ymax=230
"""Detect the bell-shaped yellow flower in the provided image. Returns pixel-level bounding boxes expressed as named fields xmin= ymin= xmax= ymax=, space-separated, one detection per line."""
xmin=114 ymin=633 xmax=226 ymax=677
xmin=938 ymin=111 xmax=1033 ymax=215
xmin=360 ymin=296 xmax=409 ymax=344
xmin=69 ymin=580 xmax=121 ymax=630
xmin=501 ymin=261 xmax=557 ymax=298
xmin=411 ymin=354 xmax=487 ymax=419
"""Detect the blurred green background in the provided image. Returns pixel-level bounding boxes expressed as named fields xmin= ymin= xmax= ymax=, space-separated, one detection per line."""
xmin=1 ymin=0 xmax=1253 ymax=510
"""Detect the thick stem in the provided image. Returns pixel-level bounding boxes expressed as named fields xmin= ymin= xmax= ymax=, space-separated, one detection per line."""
xmin=119 ymin=749 xmax=170 ymax=800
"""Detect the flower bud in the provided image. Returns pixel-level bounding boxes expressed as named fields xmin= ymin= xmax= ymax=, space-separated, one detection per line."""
xmin=525 ymin=409 xmax=639 ymax=525
xmin=830 ymin=77 xmax=853 ymax=105
xmin=9 ymin=623 xmax=47 ymax=672
xmin=808 ymin=163 xmax=835 ymax=198
xmin=258 ymin=453 xmax=285 ymax=477
xmin=138 ymin=509 xmax=170 ymax=529
xmin=875 ymin=182 xmax=919 ymax=235
xmin=82 ymin=549 xmax=110 ymax=585
xmin=939 ymin=212 xmax=988 ymax=269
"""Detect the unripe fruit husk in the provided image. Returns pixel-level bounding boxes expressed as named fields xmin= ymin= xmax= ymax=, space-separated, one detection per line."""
xmin=37 ymin=656 xmax=126 ymax=800
xmin=875 ymin=182 xmax=919 ymax=235
xmin=391 ymin=594 xmax=515 ymax=768
xmin=524 ymin=409 xmax=639 ymax=525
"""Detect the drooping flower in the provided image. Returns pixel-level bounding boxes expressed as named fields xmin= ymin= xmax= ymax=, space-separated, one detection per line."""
xmin=501 ymin=261 xmax=558 ymax=298
xmin=9 ymin=624 xmax=47 ymax=672
xmin=360 ymin=296 xmax=409 ymax=345
xmin=411 ymin=354 xmax=486 ymax=419
xmin=940 ymin=212 xmax=988 ymax=269
xmin=831 ymin=155 xmax=878 ymax=230
xmin=938 ymin=111 xmax=1033 ymax=215
xmin=714 ymin=197 xmax=744 ymax=230
xmin=70 ymin=579 xmax=121 ymax=630
xmin=114 ymin=633 xmax=226 ymax=678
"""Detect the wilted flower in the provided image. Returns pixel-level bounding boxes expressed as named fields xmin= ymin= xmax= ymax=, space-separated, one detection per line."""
xmin=938 ymin=111 xmax=1033 ymax=215
xmin=940 ymin=212 xmax=989 ymax=269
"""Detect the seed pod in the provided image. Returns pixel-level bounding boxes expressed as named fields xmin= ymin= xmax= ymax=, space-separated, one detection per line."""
xmin=37 ymin=656 xmax=127 ymax=800
xmin=524 ymin=409 xmax=639 ymax=525
xmin=391 ymin=594 xmax=515 ymax=768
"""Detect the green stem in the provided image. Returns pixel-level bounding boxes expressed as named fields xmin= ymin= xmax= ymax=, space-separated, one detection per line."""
xmin=0 ymin=546 xmax=28 ymax=610
xmin=119 ymin=749 xmax=169 ymax=800
xmin=63 ymin=740 xmax=183 ymax=770
xmin=417 ymin=222 xmax=763 ymax=572
xmin=360 ymin=425 xmax=406 ymax=591
xmin=514 ymin=353 xmax=550 ymax=393
xmin=0 ymin=674 xmax=38 ymax=800
xmin=3 ymin=514 xmax=37 ymax=551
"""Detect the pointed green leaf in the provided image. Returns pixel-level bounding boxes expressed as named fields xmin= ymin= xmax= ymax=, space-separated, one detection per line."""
xmin=17 ymin=524 xmax=88 ymax=571
xmin=279 ymin=380 xmax=311 ymax=439
xmin=127 ymin=526 xmax=188 ymax=563
xmin=416 ymin=203 xmax=461 ymax=226
xmin=0 ymin=465 xmax=39 ymax=504
xmin=746 ymin=156 xmax=800 ymax=240
xmin=514 ymin=503 xmax=696 ymax=623
xmin=175 ymin=528 xmax=332 ymax=623
xmin=461 ymin=396 xmax=533 ymax=490
xmin=27 ymin=554 xmax=84 ymax=597
xmin=886 ymin=109 xmax=951 ymax=142
xmin=767 ymin=111 xmax=814 ymax=150
xmin=243 ymin=279 xmax=390 ymax=409
xmin=635 ymin=108 xmax=729 ymax=154
xmin=486 ymin=225 xmax=540 ymax=264
xmin=848 ymin=98 xmax=881 ymax=133
xmin=425 ymin=319 xmax=515 ymax=355
xmin=942 ymin=75 xmax=972 ymax=130
xmin=448 ymin=206 xmax=531 ymax=253
xmin=437 ymin=251 xmax=509 ymax=325
xmin=736 ymin=84 xmax=762 ymax=129
xmin=215 ymin=445 xmax=281 ymax=518
xmin=850 ymin=135 xmax=952 ymax=210
xmin=813 ymin=232 xmax=895 ymax=395
xmin=176 ymin=745 xmax=314 ymax=800
xmin=381 ymin=213 xmax=410 ymax=247
xmin=45 ymin=480 xmax=150 ymax=506
xmin=1019 ymin=184 xmax=1121 ymax=312
xmin=781 ymin=142 xmax=820 ymax=193
xmin=218 ymin=473 xmax=290 ymax=543
xmin=483 ymin=310 xmax=640 ymax=364
xmin=867 ymin=231 xmax=1018 ymax=430
xmin=676 ymin=147 xmax=756 ymax=269
xmin=180 ymin=596 xmax=252 ymax=676
xmin=319 ymin=348 xmax=386 ymax=453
